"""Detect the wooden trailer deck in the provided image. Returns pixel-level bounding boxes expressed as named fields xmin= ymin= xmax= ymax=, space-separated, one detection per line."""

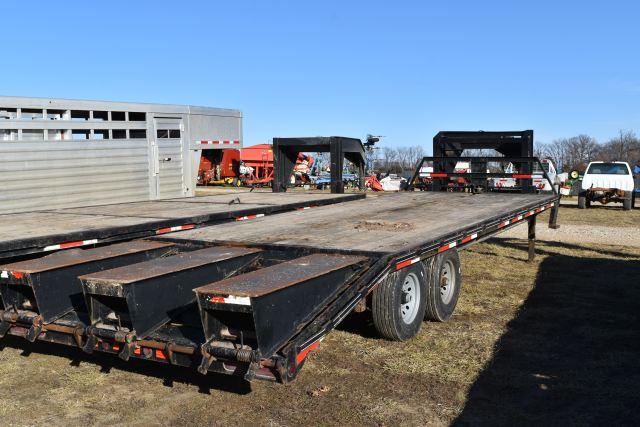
xmin=0 ymin=192 xmax=362 ymax=258
xmin=162 ymin=192 xmax=558 ymax=255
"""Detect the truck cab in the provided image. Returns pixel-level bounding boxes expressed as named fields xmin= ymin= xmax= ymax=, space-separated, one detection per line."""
xmin=579 ymin=161 xmax=634 ymax=210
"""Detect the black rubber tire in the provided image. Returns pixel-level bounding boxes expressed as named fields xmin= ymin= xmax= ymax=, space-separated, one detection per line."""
xmin=372 ymin=263 xmax=427 ymax=341
xmin=623 ymin=193 xmax=632 ymax=211
xmin=578 ymin=193 xmax=587 ymax=209
xmin=423 ymin=250 xmax=462 ymax=322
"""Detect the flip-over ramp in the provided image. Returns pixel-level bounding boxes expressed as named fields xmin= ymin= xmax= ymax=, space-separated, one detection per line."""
xmin=80 ymin=246 xmax=262 ymax=359
xmin=194 ymin=253 xmax=368 ymax=376
xmin=0 ymin=240 xmax=176 ymax=341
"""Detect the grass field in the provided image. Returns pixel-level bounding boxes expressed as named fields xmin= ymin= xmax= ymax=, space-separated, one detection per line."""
xmin=1 ymin=226 xmax=639 ymax=425
xmin=550 ymin=197 xmax=640 ymax=227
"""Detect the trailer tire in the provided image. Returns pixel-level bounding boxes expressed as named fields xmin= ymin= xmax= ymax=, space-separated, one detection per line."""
xmin=372 ymin=264 xmax=427 ymax=341
xmin=423 ymin=250 xmax=462 ymax=322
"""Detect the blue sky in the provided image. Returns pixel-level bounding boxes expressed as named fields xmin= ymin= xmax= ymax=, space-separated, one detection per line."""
xmin=2 ymin=1 xmax=639 ymax=150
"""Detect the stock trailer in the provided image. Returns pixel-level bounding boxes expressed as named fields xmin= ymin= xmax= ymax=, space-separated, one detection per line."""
xmin=0 ymin=133 xmax=560 ymax=383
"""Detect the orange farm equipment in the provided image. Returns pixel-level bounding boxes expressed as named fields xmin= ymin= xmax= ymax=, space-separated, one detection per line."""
xmin=199 ymin=145 xmax=314 ymax=187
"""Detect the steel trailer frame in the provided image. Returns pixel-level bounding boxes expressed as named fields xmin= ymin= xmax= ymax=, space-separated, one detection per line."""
xmin=0 ymin=157 xmax=560 ymax=384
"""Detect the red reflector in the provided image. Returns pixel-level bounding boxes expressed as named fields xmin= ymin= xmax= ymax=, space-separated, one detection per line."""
xmin=296 ymin=340 xmax=321 ymax=365
xmin=155 ymin=350 xmax=167 ymax=360
xmin=11 ymin=272 xmax=24 ymax=279
xmin=430 ymin=173 xmax=448 ymax=178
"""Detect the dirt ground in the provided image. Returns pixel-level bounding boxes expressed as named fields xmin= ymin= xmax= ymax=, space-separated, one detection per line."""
xmin=1 ymin=199 xmax=639 ymax=426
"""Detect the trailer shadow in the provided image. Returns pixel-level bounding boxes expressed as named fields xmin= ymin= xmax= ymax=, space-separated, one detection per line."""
xmin=453 ymin=249 xmax=640 ymax=425
xmin=0 ymin=335 xmax=252 ymax=395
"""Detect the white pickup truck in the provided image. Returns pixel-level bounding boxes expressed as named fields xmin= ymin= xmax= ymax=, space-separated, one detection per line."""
xmin=578 ymin=161 xmax=634 ymax=210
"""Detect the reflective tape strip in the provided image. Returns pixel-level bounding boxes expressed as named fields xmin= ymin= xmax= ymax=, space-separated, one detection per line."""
xmin=511 ymin=215 xmax=524 ymax=224
xmin=209 ymin=295 xmax=251 ymax=306
xmin=395 ymin=257 xmax=421 ymax=271
xmin=44 ymin=239 xmax=98 ymax=252
xmin=498 ymin=220 xmax=510 ymax=229
xmin=235 ymin=213 xmax=265 ymax=221
xmin=296 ymin=338 xmax=323 ymax=365
xmin=198 ymin=140 xmax=240 ymax=145
xmin=513 ymin=174 xmax=533 ymax=179
xmin=155 ymin=224 xmax=196 ymax=235
xmin=438 ymin=241 xmax=457 ymax=253
xmin=0 ymin=271 xmax=8 ymax=279
xmin=430 ymin=173 xmax=448 ymax=178
xmin=461 ymin=233 xmax=478 ymax=244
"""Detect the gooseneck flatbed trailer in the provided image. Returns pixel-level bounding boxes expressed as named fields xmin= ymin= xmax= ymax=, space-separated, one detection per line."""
xmin=0 ymin=152 xmax=559 ymax=383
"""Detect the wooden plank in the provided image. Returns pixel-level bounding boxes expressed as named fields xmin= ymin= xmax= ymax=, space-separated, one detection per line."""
xmin=166 ymin=192 xmax=556 ymax=254
xmin=0 ymin=192 xmax=363 ymax=258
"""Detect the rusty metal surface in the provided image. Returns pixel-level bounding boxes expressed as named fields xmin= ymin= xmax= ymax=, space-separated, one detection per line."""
xmin=195 ymin=254 xmax=368 ymax=298
xmin=79 ymin=246 xmax=263 ymax=285
xmin=0 ymin=240 xmax=175 ymax=274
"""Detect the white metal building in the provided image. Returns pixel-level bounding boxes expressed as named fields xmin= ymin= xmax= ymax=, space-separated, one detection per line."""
xmin=0 ymin=96 xmax=242 ymax=214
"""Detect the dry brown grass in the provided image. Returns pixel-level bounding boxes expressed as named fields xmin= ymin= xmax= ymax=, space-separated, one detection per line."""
xmin=0 ymin=233 xmax=639 ymax=425
xmin=550 ymin=197 xmax=640 ymax=227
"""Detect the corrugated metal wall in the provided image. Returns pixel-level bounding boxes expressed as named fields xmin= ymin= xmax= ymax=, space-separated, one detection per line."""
xmin=0 ymin=140 xmax=150 ymax=213
xmin=0 ymin=97 xmax=242 ymax=215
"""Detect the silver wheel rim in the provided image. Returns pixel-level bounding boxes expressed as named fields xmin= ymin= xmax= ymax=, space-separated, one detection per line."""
xmin=400 ymin=272 xmax=420 ymax=324
xmin=440 ymin=260 xmax=456 ymax=304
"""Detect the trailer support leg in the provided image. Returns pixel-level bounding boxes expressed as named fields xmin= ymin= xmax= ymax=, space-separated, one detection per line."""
xmin=548 ymin=199 xmax=560 ymax=229
xmin=527 ymin=216 xmax=536 ymax=263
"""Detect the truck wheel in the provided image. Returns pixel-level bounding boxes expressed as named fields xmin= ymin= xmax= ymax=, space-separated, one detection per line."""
xmin=578 ymin=193 xmax=587 ymax=209
xmin=424 ymin=250 xmax=462 ymax=322
xmin=623 ymin=193 xmax=632 ymax=211
xmin=372 ymin=264 xmax=427 ymax=341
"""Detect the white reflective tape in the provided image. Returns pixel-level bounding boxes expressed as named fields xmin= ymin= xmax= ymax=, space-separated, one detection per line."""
xmin=225 ymin=295 xmax=251 ymax=306
xmin=1 ymin=271 xmax=8 ymax=279
xmin=43 ymin=244 xmax=61 ymax=251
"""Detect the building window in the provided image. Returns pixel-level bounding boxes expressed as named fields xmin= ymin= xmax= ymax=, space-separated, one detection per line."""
xmin=111 ymin=111 xmax=126 ymax=121
xmin=47 ymin=129 xmax=67 ymax=141
xmin=21 ymin=109 xmax=44 ymax=120
xmin=72 ymin=130 xmax=90 ymax=140
xmin=71 ymin=110 xmax=90 ymax=121
xmin=157 ymin=129 xmax=169 ymax=139
xmin=47 ymin=110 xmax=67 ymax=120
xmin=22 ymin=129 xmax=45 ymax=140
xmin=129 ymin=129 xmax=147 ymax=139
xmin=0 ymin=108 xmax=18 ymax=120
xmin=1 ymin=129 xmax=18 ymax=141
xmin=129 ymin=112 xmax=146 ymax=121
xmin=169 ymin=129 xmax=181 ymax=139
xmin=93 ymin=111 xmax=108 ymax=121
xmin=112 ymin=129 xmax=127 ymax=139
xmin=93 ymin=129 xmax=109 ymax=140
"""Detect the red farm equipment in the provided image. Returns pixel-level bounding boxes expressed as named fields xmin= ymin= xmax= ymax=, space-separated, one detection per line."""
xmin=198 ymin=144 xmax=313 ymax=188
